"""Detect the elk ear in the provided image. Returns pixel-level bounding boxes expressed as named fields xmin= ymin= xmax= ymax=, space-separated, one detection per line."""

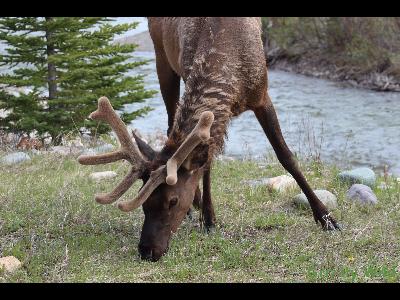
xmin=131 ymin=130 xmax=157 ymax=161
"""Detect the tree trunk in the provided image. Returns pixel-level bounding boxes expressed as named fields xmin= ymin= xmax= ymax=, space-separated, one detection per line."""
xmin=45 ymin=17 xmax=57 ymax=100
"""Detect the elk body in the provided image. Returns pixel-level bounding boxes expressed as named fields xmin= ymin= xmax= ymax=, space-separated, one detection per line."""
xmin=78 ymin=17 xmax=339 ymax=262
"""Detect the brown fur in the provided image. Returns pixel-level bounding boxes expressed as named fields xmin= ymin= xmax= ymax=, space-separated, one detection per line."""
xmin=148 ymin=17 xmax=340 ymax=249
xmin=149 ymin=17 xmax=267 ymax=166
xmin=81 ymin=18 xmax=340 ymax=263
xmin=16 ymin=136 xmax=43 ymax=150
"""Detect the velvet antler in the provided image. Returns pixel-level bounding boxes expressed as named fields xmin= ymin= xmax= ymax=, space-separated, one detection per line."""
xmin=166 ymin=111 xmax=214 ymax=185
xmin=117 ymin=111 xmax=214 ymax=211
xmin=78 ymin=97 xmax=214 ymax=212
xmin=78 ymin=97 xmax=147 ymax=205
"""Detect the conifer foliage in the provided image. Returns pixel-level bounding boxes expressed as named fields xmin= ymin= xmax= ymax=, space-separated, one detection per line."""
xmin=0 ymin=17 xmax=155 ymax=144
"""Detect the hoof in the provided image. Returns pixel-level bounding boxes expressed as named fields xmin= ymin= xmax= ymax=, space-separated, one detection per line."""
xmin=202 ymin=224 xmax=216 ymax=234
xmin=320 ymin=213 xmax=341 ymax=231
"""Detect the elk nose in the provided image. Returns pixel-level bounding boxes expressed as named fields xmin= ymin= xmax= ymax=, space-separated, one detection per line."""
xmin=139 ymin=244 xmax=153 ymax=261
xmin=139 ymin=244 xmax=164 ymax=262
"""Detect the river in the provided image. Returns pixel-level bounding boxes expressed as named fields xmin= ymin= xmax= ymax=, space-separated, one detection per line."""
xmin=1 ymin=18 xmax=399 ymax=175
xmin=124 ymin=50 xmax=400 ymax=176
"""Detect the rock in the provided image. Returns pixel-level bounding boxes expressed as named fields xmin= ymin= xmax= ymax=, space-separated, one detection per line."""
xmin=64 ymin=137 xmax=84 ymax=149
xmin=241 ymin=178 xmax=267 ymax=187
xmin=265 ymin=175 xmax=297 ymax=192
xmin=241 ymin=175 xmax=297 ymax=192
xmin=294 ymin=190 xmax=338 ymax=210
xmin=338 ymin=167 xmax=376 ymax=187
xmin=0 ymin=152 xmax=31 ymax=165
xmin=49 ymin=145 xmax=81 ymax=156
xmin=0 ymin=256 xmax=22 ymax=274
xmin=81 ymin=133 xmax=93 ymax=143
xmin=346 ymin=184 xmax=378 ymax=205
xmin=89 ymin=171 xmax=118 ymax=181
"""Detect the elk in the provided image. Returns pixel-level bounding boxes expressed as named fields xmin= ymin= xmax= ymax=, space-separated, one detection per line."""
xmin=78 ymin=17 xmax=339 ymax=262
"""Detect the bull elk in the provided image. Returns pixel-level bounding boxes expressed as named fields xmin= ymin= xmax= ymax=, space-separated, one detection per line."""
xmin=78 ymin=17 xmax=339 ymax=262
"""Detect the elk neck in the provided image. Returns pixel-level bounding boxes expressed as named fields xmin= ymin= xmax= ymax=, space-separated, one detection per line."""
xmin=165 ymin=41 xmax=241 ymax=169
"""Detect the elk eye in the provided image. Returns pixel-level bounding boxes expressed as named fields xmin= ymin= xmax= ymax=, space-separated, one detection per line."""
xmin=169 ymin=197 xmax=178 ymax=208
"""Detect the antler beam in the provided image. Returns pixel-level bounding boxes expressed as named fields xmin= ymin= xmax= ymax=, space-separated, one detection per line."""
xmin=166 ymin=111 xmax=214 ymax=185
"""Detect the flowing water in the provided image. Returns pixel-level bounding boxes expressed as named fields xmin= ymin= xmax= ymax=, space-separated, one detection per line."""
xmin=125 ymin=51 xmax=400 ymax=176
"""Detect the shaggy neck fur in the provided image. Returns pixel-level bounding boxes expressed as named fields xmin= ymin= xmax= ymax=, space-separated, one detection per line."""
xmin=166 ymin=25 xmax=240 ymax=168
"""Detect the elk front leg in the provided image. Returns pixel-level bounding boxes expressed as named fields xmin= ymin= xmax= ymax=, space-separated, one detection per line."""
xmin=253 ymin=100 xmax=340 ymax=230
xmin=186 ymin=186 xmax=202 ymax=221
xmin=154 ymin=49 xmax=180 ymax=135
xmin=201 ymin=169 xmax=216 ymax=231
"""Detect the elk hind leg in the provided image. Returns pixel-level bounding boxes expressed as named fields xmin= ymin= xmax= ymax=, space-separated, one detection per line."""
xmin=253 ymin=98 xmax=339 ymax=230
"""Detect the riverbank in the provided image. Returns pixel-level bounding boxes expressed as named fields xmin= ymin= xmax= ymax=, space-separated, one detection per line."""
xmin=1 ymin=151 xmax=399 ymax=282
xmin=119 ymin=28 xmax=400 ymax=92
xmin=266 ymin=49 xmax=400 ymax=92
xmin=262 ymin=17 xmax=400 ymax=92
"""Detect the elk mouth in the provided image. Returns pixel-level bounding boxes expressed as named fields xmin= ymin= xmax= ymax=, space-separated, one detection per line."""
xmin=138 ymin=243 xmax=168 ymax=262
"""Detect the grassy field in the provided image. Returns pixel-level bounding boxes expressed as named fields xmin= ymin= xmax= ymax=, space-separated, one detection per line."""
xmin=0 ymin=151 xmax=399 ymax=282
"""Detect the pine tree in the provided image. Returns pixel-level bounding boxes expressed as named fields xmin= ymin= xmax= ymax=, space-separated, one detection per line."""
xmin=0 ymin=17 xmax=155 ymax=144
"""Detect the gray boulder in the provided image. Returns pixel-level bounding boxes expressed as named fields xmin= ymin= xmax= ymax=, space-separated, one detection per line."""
xmin=346 ymin=184 xmax=378 ymax=205
xmin=0 ymin=152 xmax=31 ymax=165
xmin=294 ymin=190 xmax=337 ymax=210
xmin=338 ymin=167 xmax=376 ymax=187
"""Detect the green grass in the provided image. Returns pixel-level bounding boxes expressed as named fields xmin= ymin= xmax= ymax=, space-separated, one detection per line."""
xmin=1 ymin=151 xmax=399 ymax=282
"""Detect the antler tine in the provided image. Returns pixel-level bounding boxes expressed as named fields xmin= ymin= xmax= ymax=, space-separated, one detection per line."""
xmin=166 ymin=111 xmax=214 ymax=185
xmin=78 ymin=150 xmax=126 ymax=165
xmin=118 ymin=165 xmax=167 ymax=212
xmin=90 ymin=97 xmax=136 ymax=151
xmin=94 ymin=168 xmax=141 ymax=204
xmin=77 ymin=97 xmax=146 ymax=167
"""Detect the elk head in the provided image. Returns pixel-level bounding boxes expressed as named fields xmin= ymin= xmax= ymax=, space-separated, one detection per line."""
xmin=78 ymin=97 xmax=214 ymax=261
